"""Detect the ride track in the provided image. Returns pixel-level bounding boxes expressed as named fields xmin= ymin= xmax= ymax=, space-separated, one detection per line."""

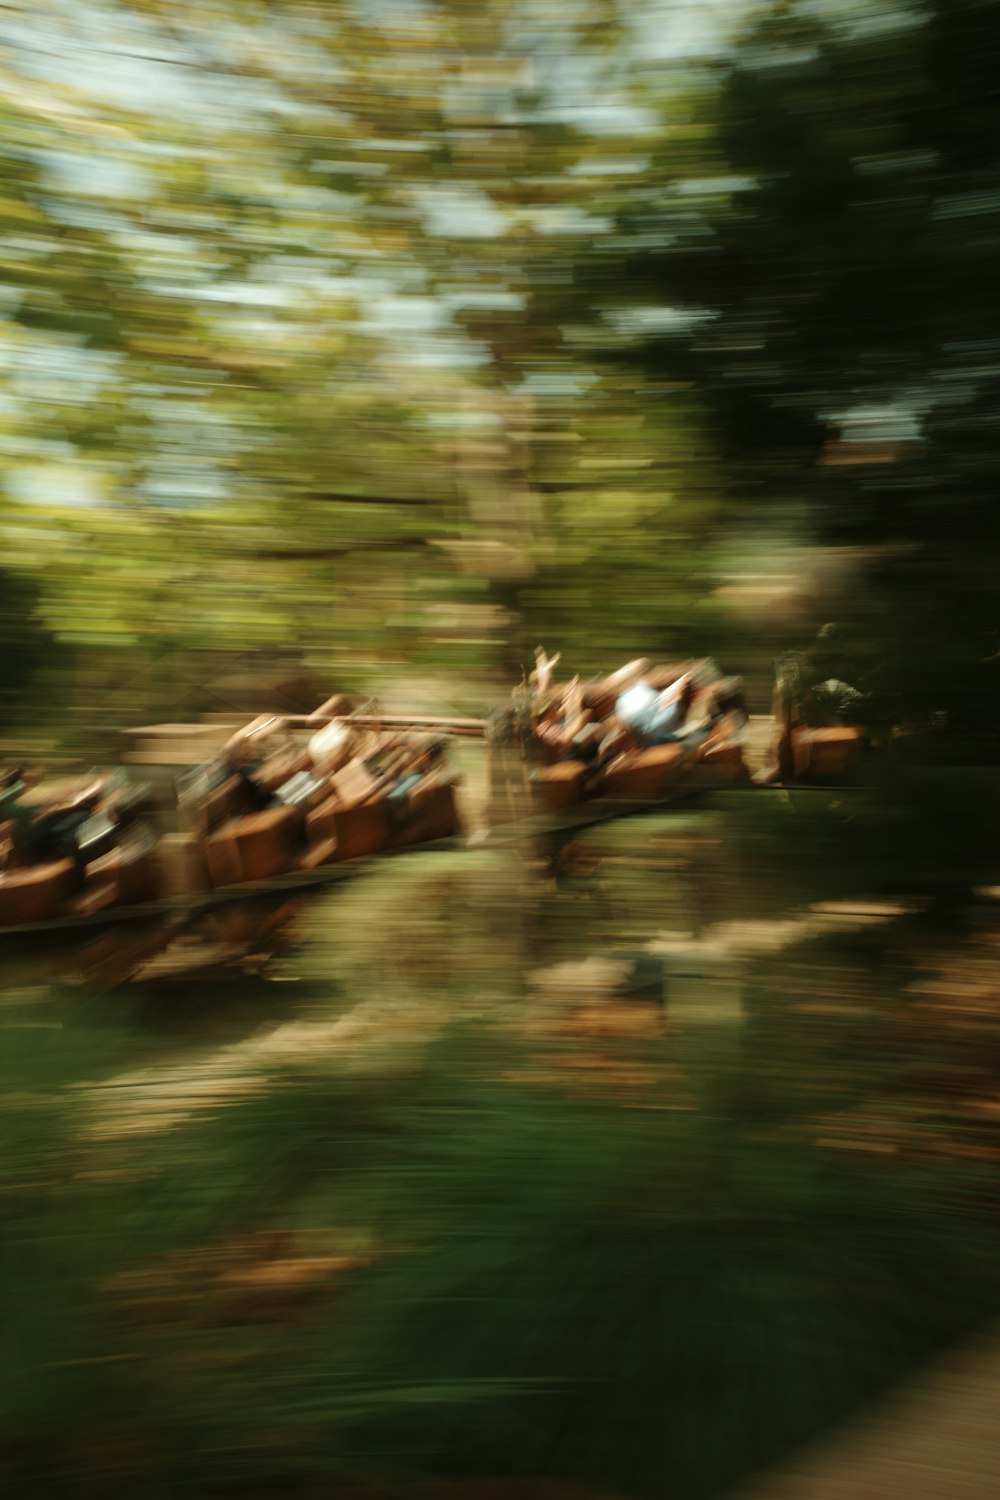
xmin=0 ymin=713 xmax=864 ymax=941
xmin=6 ymin=640 xmax=885 ymax=960
xmin=0 ymin=653 xmax=879 ymax=1004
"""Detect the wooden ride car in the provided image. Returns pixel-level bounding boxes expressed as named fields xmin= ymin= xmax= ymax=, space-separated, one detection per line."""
xmin=0 ymin=770 xmax=159 ymax=928
xmin=180 ymin=703 xmax=464 ymax=893
xmin=771 ymin=654 xmax=865 ymax=785
xmin=520 ymin=651 xmax=751 ymax=816
xmin=0 ymin=696 xmax=466 ymax=949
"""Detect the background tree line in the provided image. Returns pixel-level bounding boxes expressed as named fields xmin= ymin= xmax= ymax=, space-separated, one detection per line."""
xmin=0 ymin=0 xmax=997 ymax=862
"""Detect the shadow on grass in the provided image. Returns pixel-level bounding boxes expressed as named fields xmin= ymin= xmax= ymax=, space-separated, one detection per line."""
xmin=3 ymin=1006 xmax=1000 ymax=1500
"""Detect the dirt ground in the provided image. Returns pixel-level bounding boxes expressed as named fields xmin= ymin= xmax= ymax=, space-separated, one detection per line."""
xmin=728 ymin=1327 xmax=1000 ymax=1500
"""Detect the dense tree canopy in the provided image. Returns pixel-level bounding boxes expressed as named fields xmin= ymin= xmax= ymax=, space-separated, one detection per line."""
xmin=0 ymin=0 xmax=996 ymax=742
xmin=4 ymin=15 xmax=1000 ymax=1497
xmin=605 ymin=0 xmax=1000 ymax=732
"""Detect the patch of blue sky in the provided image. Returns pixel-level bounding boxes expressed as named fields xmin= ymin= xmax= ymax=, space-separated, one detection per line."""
xmin=365 ymin=0 xmax=436 ymax=26
xmin=333 ymin=269 xmax=408 ymax=303
xmin=825 ymin=402 xmax=923 ymax=442
xmin=0 ymin=11 xmax=205 ymax=114
xmin=6 ymin=462 xmax=105 ymax=509
xmin=740 ymin=44 xmax=824 ymax=72
xmin=246 ymin=255 xmax=353 ymax=289
xmin=516 ymin=2 xmax=744 ymax=135
xmin=568 ymin=157 xmax=651 ymax=177
xmin=4 ymin=341 xmax=121 ymax=399
xmin=141 ymin=472 xmax=231 ymax=510
xmin=1 ymin=0 xmax=306 ymax=126
xmin=627 ymin=0 xmax=741 ymax=62
xmin=535 ymin=99 xmax=660 ymax=137
xmin=444 ymin=291 xmax=525 ymax=313
xmin=111 ymin=230 xmax=207 ymax=263
xmin=525 ymin=206 xmax=615 ymax=235
xmin=40 ymin=198 xmax=137 ymax=235
xmin=361 ymin=296 xmax=448 ymax=335
xmin=395 ymin=339 xmax=490 ymax=371
xmin=358 ymin=139 xmax=432 ymax=156
xmin=422 ymin=407 xmax=504 ymax=431
xmin=206 ymin=17 xmax=340 ymax=86
xmin=519 ymin=369 xmax=598 ymax=399
xmin=417 ymin=186 xmax=510 ymax=239
xmin=611 ymin=306 xmax=717 ymax=336
xmin=798 ymin=0 xmax=926 ymax=43
xmin=675 ymin=176 xmax=755 ymax=197
xmin=309 ymin=159 xmax=390 ymax=180
xmin=2 ymin=435 xmax=77 ymax=462
xmin=142 ymin=385 xmax=230 ymax=418
xmin=198 ymin=316 xmax=300 ymax=352
xmin=36 ymin=149 xmax=153 ymax=201
xmin=188 ymin=281 xmax=303 ymax=309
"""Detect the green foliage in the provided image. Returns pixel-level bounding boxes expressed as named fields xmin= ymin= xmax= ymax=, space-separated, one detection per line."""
xmin=3 ymin=9 xmax=1000 ymax=1497
xmin=613 ymin=0 xmax=1000 ymax=744
xmin=3 ymin=999 xmax=1000 ymax=1500
xmin=0 ymin=566 xmax=55 ymax=731
xmin=0 ymin=0 xmax=746 ymax=701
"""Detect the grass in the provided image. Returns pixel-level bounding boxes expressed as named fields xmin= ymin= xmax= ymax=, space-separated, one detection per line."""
xmin=3 ymin=987 xmax=1000 ymax=1500
xmin=3 ymin=809 xmax=999 ymax=1500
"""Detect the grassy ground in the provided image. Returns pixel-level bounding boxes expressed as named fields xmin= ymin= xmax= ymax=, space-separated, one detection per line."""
xmin=3 ymin=805 xmax=1000 ymax=1500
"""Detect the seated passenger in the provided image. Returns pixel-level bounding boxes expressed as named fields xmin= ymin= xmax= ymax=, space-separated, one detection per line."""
xmin=220 ymin=716 xmax=284 ymax=811
xmin=615 ymin=673 xmax=695 ymax=748
xmin=535 ymin=704 xmax=571 ymax=760
xmin=531 ymin=646 xmax=562 ymax=700
xmin=0 ymin=767 xmax=44 ymax=857
xmin=810 ymin=678 xmax=865 ymax=725
xmin=0 ymin=766 xmax=114 ymax=874
xmin=535 ymin=679 xmax=604 ymax=764
xmin=603 ymin=658 xmax=651 ymax=696
xmin=386 ymin=735 xmax=449 ymax=822
xmin=797 ymin=626 xmax=866 ymax=727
